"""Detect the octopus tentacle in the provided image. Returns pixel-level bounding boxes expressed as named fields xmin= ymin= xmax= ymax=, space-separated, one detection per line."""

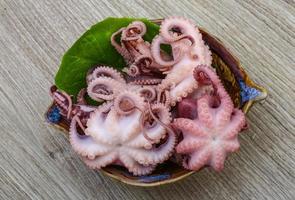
xmin=223 ymin=140 xmax=240 ymax=152
xmin=204 ymin=44 xmax=212 ymax=67
xmin=112 ymin=21 xmax=152 ymax=68
xmin=141 ymin=102 xmax=171 ymax=143
xmin=176 ymin=136 xmax=208 ymax=154
xmin=62 ymin=92 xmax=73 ymax=119
xmin=194 ymin=65 xmax=234 ymax=127
xmin=157 ymin=89 xmax=171 ymax=107
xmin=159 ymin=16 xmax=197 ymax=42
xmin=173 ymin=118 xmax=206 ymax=137
xmin=82 ymin=151 xmax=118 ymax=169
xmin=138 ymin=86 xmax=157 ymax=102
xmin=86 ymin=106 xmax=120 ymax=145
xmin=119 ymin=153 xmax=156 ymax=176
xmin=187 ymin=84 xmax=214 ymax=100
xmin=183 ymin=147 xmax=211 ymax=170
xmin=210 ymin=146 xmax=226 ymax=171
xmin=150 ymin=35 xmax=181 ymax=67
xmin=221 ymin=109 xmax=246 ymax=140
xmin=121 ymin=21 xmax=147 ymax=41
xmin=196 ymin=95 xmax=214 ymax=128
xmin=69 ymin=115 xmax=113 ymax=159
xmin=129 ymin=78 xmax=162 ymax=85
xmin=133 ymin=55 xmax=153 ymax=74
xmin=126 ymin=122 xmax=176 ymax=166
xmin=77 ymin=88 xmax=87 ymax=105
xmin=124 ymin=64 xmax=140 ymax=77
xmin=124 ymin=103 xmax=172 ymax=149
xmin=50 ymin=86 xmax=68 ymax=114
xmin=87 ymin=66 xmax=125 ymax=84
xmin=87 ymin=77 xmax=125 ymax=101
xmin=113 ymin=90 xmax=145 ymax=115
xmin=111 ymin=28 xmax=134 ymax=63
xmin=50 ymin=85 xmax=73 ymax=119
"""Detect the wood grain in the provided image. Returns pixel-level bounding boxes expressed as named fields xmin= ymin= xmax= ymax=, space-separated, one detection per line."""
xmin=0 ymin=0 xmax=294 ymax=199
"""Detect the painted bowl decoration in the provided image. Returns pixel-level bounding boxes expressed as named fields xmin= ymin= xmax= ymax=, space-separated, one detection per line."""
xmin=46 ymin=17 xmax=267 ymax=186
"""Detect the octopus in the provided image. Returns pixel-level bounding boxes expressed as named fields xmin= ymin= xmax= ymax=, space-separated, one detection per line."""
xmin=111 ymin=21 xmax=166 ymax=79
xmin=172 ymin=65 xmax=246 ymax=171
xmin=151 ymin=16 xmax=212 ymax=105
xmin=71 ymin=97 xmax=176 ymax=175
xmin=50 ymin=16 xmax=248 ymax=175
xmin=52 ymin=65 xmax=176 ymax=175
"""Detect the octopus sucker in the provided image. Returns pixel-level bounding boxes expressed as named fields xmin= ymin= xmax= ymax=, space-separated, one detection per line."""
xmin=203 ymin=44 xmax=212 ymax=67
xmin=129 ymin=78 xmax=162 ymax=85
xmin=50 ymin=16 xmax=248 ymax=175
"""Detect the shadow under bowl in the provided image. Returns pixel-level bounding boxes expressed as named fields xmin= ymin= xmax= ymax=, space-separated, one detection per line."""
xmin=45 ymin=19 xmax=268 ymax=187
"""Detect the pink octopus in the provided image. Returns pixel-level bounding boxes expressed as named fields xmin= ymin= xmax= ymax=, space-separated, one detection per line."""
xmin=151 ymin=16 xmax=212 ymax=105
xmin=111 ymin=21 xmax=165 ymax=84
xmin=172 ymin=65 xmax=246 ymax=171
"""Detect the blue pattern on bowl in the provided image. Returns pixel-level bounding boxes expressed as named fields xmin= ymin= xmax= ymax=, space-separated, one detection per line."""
xmin=238 ymin=80 xmax=261 ymax=103
xmin=138 ymin=172 xmax=171 ymax=183
xmin=47 ymin=106 xmax=61 ymax=123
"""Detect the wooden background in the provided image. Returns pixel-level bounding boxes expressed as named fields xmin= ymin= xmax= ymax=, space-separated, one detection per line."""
xmin=1 ymin=0 xmax=294 ymax=199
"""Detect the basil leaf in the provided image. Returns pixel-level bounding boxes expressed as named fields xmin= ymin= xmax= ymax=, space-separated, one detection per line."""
xmin=54 ymin=17 xmax=160 ymax=97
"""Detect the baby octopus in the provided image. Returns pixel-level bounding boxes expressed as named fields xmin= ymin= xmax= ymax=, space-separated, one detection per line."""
xmin=111 ymin=20 xmax=165 ymax=82
xmin=172 ymin=66 xmax=246 ymax=171
xmin=151 ymin=16 xmax=212 ymax=105
xmin=52 ymin=65 xmax=176 ymax=175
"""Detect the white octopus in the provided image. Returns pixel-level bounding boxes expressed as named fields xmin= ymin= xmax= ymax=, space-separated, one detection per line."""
xmin=69 ymin=66 xmax=176 ymax=175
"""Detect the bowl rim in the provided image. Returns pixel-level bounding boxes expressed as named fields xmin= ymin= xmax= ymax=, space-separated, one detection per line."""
xmin=45 ymin=18 xmax=268 ymax=187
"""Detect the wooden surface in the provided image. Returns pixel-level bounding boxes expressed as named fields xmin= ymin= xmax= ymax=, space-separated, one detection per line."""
xmin=1 ymin=0 xmax=294 ymax=199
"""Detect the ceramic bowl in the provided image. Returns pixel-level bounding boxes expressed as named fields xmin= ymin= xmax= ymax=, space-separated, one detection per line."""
xmin=45 ymin=19 xmax=267 ymax=187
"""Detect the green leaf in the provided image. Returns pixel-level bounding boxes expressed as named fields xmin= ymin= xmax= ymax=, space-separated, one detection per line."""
xmin=54 ymin=17 xmax=160 ymax=97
